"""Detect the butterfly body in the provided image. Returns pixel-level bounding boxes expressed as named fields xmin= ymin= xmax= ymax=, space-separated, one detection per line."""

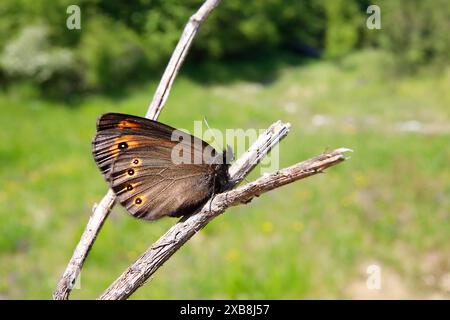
xmin=92 ymin=113 xmax=231 ymax=220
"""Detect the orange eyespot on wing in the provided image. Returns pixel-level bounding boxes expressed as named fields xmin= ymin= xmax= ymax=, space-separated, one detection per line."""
xmin=131 ymin=158 xmax=141 ymax=166
xmin=109 ymin=136 xmax=146 ymax=153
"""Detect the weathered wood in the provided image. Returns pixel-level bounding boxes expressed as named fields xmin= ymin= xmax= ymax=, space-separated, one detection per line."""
xmin=146 ymin=0 xmax=222 ymax=120
xmin=53 ymin=189 xmax=115 ymax=299
xmin=98 ymin=147 xmax=351 ymax=300
xmin=53 ymin=0 xmax=223 ymax=300
xmin=54 ymin=0 xmax=351 ymax=301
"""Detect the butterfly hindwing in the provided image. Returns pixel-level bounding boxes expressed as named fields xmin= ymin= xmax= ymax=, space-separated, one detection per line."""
xmin=110 ymin=151 xmax=215 ymax=220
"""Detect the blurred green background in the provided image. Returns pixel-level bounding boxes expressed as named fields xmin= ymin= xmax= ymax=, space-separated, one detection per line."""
xmin=0 ymin=0 xmax=449 ymax=299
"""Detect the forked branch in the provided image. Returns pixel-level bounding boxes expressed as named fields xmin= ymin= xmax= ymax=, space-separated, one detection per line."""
xmin=53 ymin=0 xmax=222 ymax=300
xmin=54 ymin=0 xmax=351 ymax=301
xmin=98 ymin=141 xmax=351 ymax=300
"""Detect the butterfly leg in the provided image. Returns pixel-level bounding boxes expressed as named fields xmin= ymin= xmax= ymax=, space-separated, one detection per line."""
xmin=107 ymin=156 xmax=118 ymax=186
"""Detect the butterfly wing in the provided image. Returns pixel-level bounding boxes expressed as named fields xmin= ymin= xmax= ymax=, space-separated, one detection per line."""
xmin=92 ymin=113 xmax=220 ymax=220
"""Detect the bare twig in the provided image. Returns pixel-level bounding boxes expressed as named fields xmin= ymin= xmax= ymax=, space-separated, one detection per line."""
xmin=146 ymin=0 xmax=221 ymax=119
xmin=53 ymin=189 xmax=115 ymax=299
xmin=53 ymin=0 xmax=222 ymax=300
xmin=55 ymin=0 xmax=350 ymax=301
xmin=99 ymin=147 xmax=351 ymax=300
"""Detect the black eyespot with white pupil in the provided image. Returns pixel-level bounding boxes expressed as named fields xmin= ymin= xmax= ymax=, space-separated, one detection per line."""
xmin=135 ymin=198 xmax=142 ymax=204
xmin=126 ymin=185 xmax=133 ymax=191
xmin=127 ymin=169 xmax=135 ymax=175
xmin=118 ymin=142 xmax=128 ymax=150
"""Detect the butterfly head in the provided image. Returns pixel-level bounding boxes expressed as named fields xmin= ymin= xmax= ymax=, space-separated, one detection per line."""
xmin=212 ymin=146 xmax=233 ymax=193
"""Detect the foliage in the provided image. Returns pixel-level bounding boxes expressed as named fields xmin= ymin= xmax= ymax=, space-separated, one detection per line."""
xmin=0 ymin=24 xmax=81 ymax=98
xmin=78 ymin=16 xmax=148 ymax=91
xmin=0 ymin=25 xmax=75 ymax=83
xmin=369 ymin=0 xmax=450 ymax=71
xmin=323 ymin=0 xmax=362 ymax=58
xmin=0 ymin=0 xmax=448 ymax=95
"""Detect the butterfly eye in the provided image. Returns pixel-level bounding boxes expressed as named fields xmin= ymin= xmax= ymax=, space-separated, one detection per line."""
xmin=118 ymin=142 xmax=128 ymax=150
xmin=131 ymin=158 xmax=140 ymax=166
xmin=135 ymin=197 xmax=143 ymax=205
xmin=126 ymin=184 xmax=133 ymax=191
xmin=127 ymin=169 xmax=135 ymax=176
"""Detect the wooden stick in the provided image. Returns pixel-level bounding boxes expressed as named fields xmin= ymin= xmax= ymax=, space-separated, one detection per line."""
xmin=146 ymin=0 xmax=221 ymax=120
xmin=53 ymin=189 xmax=115 ymax=299
xmin=99 ymin=147 xmax=351 ymax=300
xmin=53 ymin=0 xmax=222 ymax=300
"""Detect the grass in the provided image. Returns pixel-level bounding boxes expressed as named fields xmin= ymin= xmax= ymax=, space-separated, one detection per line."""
xmin=0 ymin=50 xmax=449 ymax=299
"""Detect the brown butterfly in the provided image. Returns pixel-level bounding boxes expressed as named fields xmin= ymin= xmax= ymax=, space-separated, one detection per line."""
xmin=92 ymin=113 xmax=232 ymax=220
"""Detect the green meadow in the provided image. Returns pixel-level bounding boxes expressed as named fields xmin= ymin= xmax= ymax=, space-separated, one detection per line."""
xmin=0 ymin=50 xmax=449 ymax=299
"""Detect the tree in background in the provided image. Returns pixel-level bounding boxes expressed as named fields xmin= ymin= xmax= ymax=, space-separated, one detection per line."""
xmin=0 ymin=0 xmax=448 ymax=96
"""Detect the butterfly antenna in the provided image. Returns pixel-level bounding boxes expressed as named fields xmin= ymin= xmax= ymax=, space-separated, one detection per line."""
xmin=203 ymin=116 xmax=221 ymax=150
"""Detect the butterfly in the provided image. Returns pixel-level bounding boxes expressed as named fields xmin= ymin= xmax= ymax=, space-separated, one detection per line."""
xmin=92 ymin=113 xmax=232 ymax=220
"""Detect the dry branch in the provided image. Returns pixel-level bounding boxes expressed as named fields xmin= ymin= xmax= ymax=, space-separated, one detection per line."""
xmin=53 ymin=0 xmax=222 ymax=300
xmin=53 ymin=189 xmax=115 ymax=299
xmin=146 ymin=0 xmax=221 ymax=119
xmin=98 ymin=147 xmax=351 ymax=300
xmin=54 ymin=0 xmax=351 ymax=301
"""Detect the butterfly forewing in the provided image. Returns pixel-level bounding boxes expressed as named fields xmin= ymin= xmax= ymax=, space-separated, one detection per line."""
xmin=92 ymin=113 xmax=228 ymax=220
